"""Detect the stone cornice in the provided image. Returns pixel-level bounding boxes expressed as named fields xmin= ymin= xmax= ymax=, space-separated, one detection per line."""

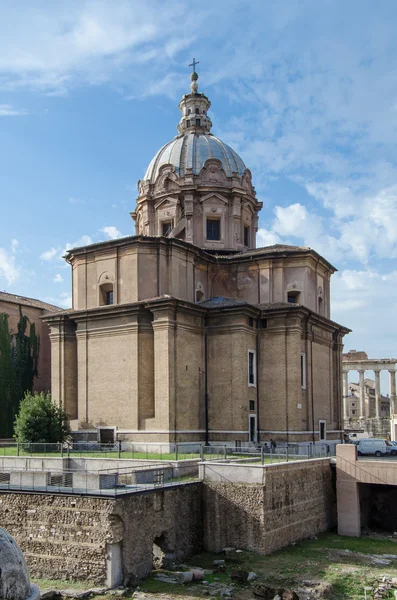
xmin=63 ymin=235 xmax=336 ymax=276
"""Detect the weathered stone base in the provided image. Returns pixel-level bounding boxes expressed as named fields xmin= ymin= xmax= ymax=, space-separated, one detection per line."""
xmin=0 ymin=483 xmax=202 ymax=586
xmin=0 ymin=460 xmax=335 ymax=584
xmin=202 ymin=459 xmax=335 ymax=554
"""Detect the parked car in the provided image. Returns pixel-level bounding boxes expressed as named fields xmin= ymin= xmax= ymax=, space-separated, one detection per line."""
xmin=355 ymin=438 xmax=392 ymax=457
xmin=388 ymin=440 xmax=397 ymax=455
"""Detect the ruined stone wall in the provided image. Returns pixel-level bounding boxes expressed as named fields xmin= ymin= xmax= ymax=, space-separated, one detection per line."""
xmin=0 ymin=493 xmax=111 ymax=583
xmin=112 ymin=482 xmax=203 ymax=581
xmin=203 ymin=460 xmax=335 ymax=554
xmin=0 ymin=483 xmax=202 ymax=584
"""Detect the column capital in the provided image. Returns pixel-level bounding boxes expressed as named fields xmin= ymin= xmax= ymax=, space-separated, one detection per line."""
xmin=389 ymin=368 xmax=397 ymax=374
xmin=357 ymin=368 xmax=365 ymax=374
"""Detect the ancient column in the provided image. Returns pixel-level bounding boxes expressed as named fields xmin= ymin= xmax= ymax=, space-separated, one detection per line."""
xmin=374 ymin=369 xmax=381 ymax=418
xmin=358 ymin=369 xmax=365 ymax=418
xmin=343 ymin=371 xmax=349 ymax=418
xmin=389 ymin=368 xmax=396 ymax=415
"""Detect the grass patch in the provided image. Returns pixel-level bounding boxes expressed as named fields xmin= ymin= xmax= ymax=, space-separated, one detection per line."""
xmin=33 ymin=534 xmax=397 ymax=600
xmin=31 ymin=578 xmax=89 ymax=589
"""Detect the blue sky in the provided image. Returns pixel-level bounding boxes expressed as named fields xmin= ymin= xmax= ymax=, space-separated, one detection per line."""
xmin=1 ymin=0 xmax=397 ymax=386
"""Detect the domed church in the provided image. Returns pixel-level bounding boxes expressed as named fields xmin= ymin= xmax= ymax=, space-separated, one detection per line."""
xmin=44 ymin=63 xmax=349 ymax=446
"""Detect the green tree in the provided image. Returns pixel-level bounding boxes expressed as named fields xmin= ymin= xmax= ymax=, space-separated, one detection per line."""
xmin=14 ymin=392 xmax=70 ymax=443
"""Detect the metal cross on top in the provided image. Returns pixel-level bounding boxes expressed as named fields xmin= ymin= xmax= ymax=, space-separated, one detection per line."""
xmin=189 ymin=58 xmax=199 ymax=73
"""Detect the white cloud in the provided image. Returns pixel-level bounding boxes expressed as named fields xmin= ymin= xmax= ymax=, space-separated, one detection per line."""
xmin=100 ymin=226 xmax=123 ymax=240
xmin=331 ymin=269 xmax=397 ymax=358
xmin=59 ymin=293 xmax=72 ymax=308
xmin=0 ymin=1 xmax=201 ymax=95
xmin=68 ymin=196 xmax=86 ymax=205
xmin=40 ymin=247 xmax=60 ymax=261
xmin=53 ymin=273 xmax=63 ymax=283
xmin=11 ymin=239 xmax=18 ymax=253
xmin=257 ymin=228 xmax=281 ymax=247
xmin=63 ymin=235 xmax=93 ymax=254
xmin=0 ymin=247 xmax=19 ymax=284
xmin=0 ymin=104 xmax=27 ymax=116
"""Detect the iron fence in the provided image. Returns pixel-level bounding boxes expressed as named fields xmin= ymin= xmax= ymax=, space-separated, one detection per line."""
xmin=0 ymin=463 xmax=199 ymax=496
xmin=0 ymin=441 xmax=201 ymax=460
xmin=201 ymin=442 xmax=336 ymax=463
xmin=0 ymin=440 xmax=337 ymax=462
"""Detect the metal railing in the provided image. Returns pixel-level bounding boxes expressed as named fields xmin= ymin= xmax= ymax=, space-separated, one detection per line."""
xmin=0 ymin=463 xmax=199 ymax=496
xmin=0 ymin=440 xmax=337 ymax=462
xmin=201 ymin=442 xmax=336 ymax=463
xmin=0 ymin=441 xmax=201 ymax=460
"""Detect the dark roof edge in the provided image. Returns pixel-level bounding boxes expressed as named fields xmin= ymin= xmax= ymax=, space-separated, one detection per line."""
xmin=0 ymin=291 xmax=60 ymax=312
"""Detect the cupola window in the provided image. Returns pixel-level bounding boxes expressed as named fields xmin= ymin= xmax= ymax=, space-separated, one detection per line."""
xmin=195 ymin=108 xmax=199 ymax=114
xmin=206 ymin=218 xmax=220 ymax=241
xmin=188 ymin=109 xmax=191 ymax=115
xmin=287 ymin=291 xmax=301 ymax=304
xmin=162 ymin=221 xmax=173 ymax=236
xmin=244 ymin=226 xmax=250 ymax=247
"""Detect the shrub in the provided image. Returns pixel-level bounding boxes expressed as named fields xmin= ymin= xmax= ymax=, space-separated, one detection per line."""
xmin=14 ymin=392 xmax=70 ymax=443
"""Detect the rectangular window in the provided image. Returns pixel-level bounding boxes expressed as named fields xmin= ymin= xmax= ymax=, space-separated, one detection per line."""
xmin=249 ymin=400 xmax=255 ymax=411
xmin=248 ymin=317 xmax=254 ymax=327
xmin=249 ymin=414 xmax=256 ymax=442
xmin=300 ymin=352 xmax=306 ymax=390
xmin=162 ymin=221 xmax=172 ymax=236
xmin=186 ymin=119 xmax=191 ymax=127
xmin=248 ymin=350 xmax=256 ymax=387
xmin=319 ymin=420 xmax=326 ymax=441
xmin=288 ymin=291 xmax=301 ymax=303
xmin=244 ymin=225 xmax=249 ymax=247
xmin=196 ymin=118 xmax=201 ymax=126
xmin=106 ymin=290 xmax=114 ymax=305
xmin=206 ymin=218 xmax=220 ymax=241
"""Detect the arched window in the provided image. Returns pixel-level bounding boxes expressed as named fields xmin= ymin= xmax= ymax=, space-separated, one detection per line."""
xmin=196 ymin=290 xmax=204 ymax=302
xmin=187 ymin=109 xmax=191 ymax=115
xmin=195 ymin=108 xmax=199 ymax=114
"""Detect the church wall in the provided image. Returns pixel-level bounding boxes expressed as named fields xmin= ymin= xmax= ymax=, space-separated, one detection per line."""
xmin=207 ymin=316 xmax=257 ymax=440
xmin=174 ymin=315 xmax=204 ymax=436
xmin=141 ymin=308 xmax=175 ymax=435
xmin=49 ymin=320 xmax=77 ymax=420
xmin=258 ymin=322 xmax=302 ymax=440
xmin=73 ymin=261 xmax=87 ymax=310
xmin=138 ymin=247 xmax=159 ymax=300
xmin=119 ymin=249 xmax=138 ymax=304
xmin=75 ymin=314 xmax=139 ymax=429
xmin=258 ymin=264 xmax=271 ymax=303
xmin=138 ymin=321 xmax=155 ymax=421
xmin=312 ymin=336 xmax=336 ymax=434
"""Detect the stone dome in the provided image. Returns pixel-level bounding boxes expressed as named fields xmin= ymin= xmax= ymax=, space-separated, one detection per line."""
xmin=143 ymin=133 xmax=246 ymax=183
xmin=0 ymin=528 xmax=39 ymax=600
